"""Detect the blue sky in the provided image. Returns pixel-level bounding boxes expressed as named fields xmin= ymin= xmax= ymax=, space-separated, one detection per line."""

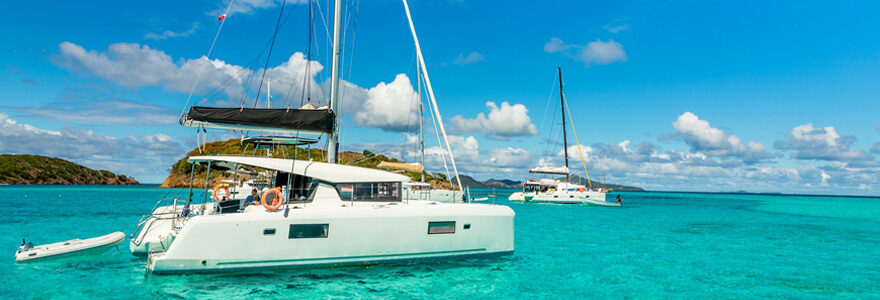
xmin=1 ymin=0 xmax=879 ymax=195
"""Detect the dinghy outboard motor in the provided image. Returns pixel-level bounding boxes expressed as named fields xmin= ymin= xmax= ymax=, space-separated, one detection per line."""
xmin=18 ymin=239 xmax=34 ymax=253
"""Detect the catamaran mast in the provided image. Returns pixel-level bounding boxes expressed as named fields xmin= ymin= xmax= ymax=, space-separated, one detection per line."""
xmin=417 ymin=58 xmax=425 ymax=182
xmin=558 ymin=67 xmax=570 ymax=183
xmin=403 ymin=0 xmax=464 ymax=193
xmin=327 ymin=0 xmax=343 ymax=163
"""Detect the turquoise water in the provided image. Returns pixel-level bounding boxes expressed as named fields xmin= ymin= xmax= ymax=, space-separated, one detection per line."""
xmin=1 ymin=186 xmax=878 ymax=299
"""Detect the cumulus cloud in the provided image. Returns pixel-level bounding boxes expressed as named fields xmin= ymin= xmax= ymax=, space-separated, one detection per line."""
xmin=6 ymin=100 xmax=177 ymax=126
xmin=543 ymin=37 xmax=569 ymax=53
xmin=53 ymin=41 xmax=427 ymax=131
xmin=452 ymin=52 xmax=484 ymax=65
xmin=872 ymin=142 xmax=880 ymax=155
xmin=354 ymin=74 xmax=420 ymax=132
xmin=544 ymin=38 xmax=627 ymax=66
xmin=450 ymin=101 xmax=538 ymax=140
xmin=487 ymin=147 xmax=532 ymax=168
xmin=53 ymin=42 xmax=250 ymax=97
xmin=145 ymin=22 xmax=201 ymax=40
xmin=0 ymin=114 xmax=185 ymax=182
xmin=672 ymin=112 xmax=771 ymax=163
xmin=774 ymin=123 xmax=872 ymax=162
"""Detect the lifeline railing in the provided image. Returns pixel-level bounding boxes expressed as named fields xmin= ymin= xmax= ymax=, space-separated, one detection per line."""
xmin=129 ymin=196 xmax=190 ymax=247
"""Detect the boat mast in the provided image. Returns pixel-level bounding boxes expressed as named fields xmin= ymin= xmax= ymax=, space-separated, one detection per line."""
xmin=417 ymin=57 xmax=425 ymax=182
xmin=558 ymin=67 xmax=570 ymax=183
xmin=402 ymin=0 xmax=464 ymax=193
xmin=327 ymin=0 xmax=343 ymax=163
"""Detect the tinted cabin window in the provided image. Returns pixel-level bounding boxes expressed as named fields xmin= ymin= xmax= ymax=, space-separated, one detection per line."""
xmin=335 ymin=182 xmax=401 ymax=202
xmin=289 ymin=224 xmax=329 ymax=239
xmin=428 ymin=221 xmax=456 ymax=234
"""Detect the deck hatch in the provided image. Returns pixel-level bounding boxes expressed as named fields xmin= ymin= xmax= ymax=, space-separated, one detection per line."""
xmin=428 ymin=221 xmax=456 ymax=234
xmin=289 ymin=224 xmax=329 ymax=239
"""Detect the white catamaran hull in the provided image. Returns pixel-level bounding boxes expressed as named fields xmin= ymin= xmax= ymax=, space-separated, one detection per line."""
xmin=146 ymin=203 xmax=514 ymax=274
xmin=131 ymin=203 xmax=216 ymax=256
xmin=530 ymin=191 xmax=613 ymax=205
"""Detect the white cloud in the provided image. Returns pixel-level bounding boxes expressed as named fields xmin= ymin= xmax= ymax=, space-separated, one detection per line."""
xmin=354 ymin=74 xmax=420 ymax=132
xmin=578 ymin=40 xmax=627 ymax=65
xmin=544 ymin=38 xmax=627 ymax=66
xmin=145 ymin=22 xmax=201 ymax=40
xmin=0 ymin=114 xmax=185 ymax=182
xmin=543 ymin=37 xmax=569 ymax=53
xmin=672 ymin=112 xmax=771 ymax=163
xmin=450 ymin=101 xmax=538 ymax=140
xmin=487 ymin=147 xmax=532 ymax=168
xmin=54 ymin=42 xmax=249 ymax=97
xmin=872 ymin=142 xmax=880 ymax=155
xmin=452 ymin=52 xmax=484 ymax=65
xmin=774 ymin=123 xmax=872 ymax=162
xmin=603 ymin=24 xmax=630 ymax=33
xmin=6 ymin=100 xmax=177 ymax=126
xmin=208 ymin=0 xmax=305 ymax=17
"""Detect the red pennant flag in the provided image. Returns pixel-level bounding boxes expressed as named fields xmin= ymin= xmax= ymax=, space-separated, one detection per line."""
xmin=217 ymin=14 xmax=226 ymax=21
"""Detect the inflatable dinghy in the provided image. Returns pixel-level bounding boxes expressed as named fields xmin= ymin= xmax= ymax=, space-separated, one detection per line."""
xmin=15 ymin=231 xmax=125 ymax=262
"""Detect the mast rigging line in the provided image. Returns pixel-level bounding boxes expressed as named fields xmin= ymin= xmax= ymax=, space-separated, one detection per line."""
xmin=253 ymin=0 xmax=288 ymax=109
xmin=402 ymin=0 xmax=463 ymax=193
xmin=558 ymin=69 xmax=593 ymax=189
xmin=179 ymin=0 xmax=236 ymax=118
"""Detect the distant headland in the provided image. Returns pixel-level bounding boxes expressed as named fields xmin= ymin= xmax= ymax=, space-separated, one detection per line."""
xmin=0 ymin=154 xmax=139 ymax=185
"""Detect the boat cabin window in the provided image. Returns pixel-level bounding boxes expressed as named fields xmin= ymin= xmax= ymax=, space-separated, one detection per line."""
xmin=289 ymin=224 xmax=329 ymax=239
xmin=428 ymin=221 xmax=456 ymax=234
xmin=273 ymin=171 xmax=315 ymax=203
xmin=335 ymin=182 xmax=401 ymax=202
xmin=407 ymin=184 xmax=431 ymax=192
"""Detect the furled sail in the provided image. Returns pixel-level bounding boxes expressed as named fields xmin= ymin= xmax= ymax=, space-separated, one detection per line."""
xmin=181 ymin=106 xmax=335 ymax=135
xmin=529 ymin=166 xmax=569 ymax=175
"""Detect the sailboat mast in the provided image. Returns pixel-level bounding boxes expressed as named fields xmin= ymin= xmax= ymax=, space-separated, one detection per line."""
xmin=418 ymin=57 xmax=425 ymax=182
xmin=558 ymin=67 xmax=570 ymax=183
xmin=327 ymin=0 xmax=343 ymax=163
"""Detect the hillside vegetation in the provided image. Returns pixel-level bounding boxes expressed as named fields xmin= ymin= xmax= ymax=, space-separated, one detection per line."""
xmin=160 ymin=139 xmax=454 ymax=188
xmin=0 ymin=154 xmax=139 ymax=185
xmin=160 ymin=138 xmax=644 ymax=192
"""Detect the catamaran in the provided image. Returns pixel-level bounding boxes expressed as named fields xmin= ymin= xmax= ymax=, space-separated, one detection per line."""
xmin=508 ymin=67 xmax=619 ymax=207
xmin=130 ymin=0 xmax=514 ymax=274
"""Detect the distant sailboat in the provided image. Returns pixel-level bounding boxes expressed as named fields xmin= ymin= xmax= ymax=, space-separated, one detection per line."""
xmin=509 ymin=67 xmax=619 ymax=207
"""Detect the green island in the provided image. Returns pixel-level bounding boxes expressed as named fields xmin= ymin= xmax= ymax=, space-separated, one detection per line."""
xmin=0 ymin=154 xmax=139 ymax=185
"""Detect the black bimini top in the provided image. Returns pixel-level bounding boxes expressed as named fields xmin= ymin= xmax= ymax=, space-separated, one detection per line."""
xmin=183 ymin=106 xmax=335 ymax=134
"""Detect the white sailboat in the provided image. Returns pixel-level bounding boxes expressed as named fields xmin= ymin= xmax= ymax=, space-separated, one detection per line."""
xmin=508 ymin=67 xmax=619 ymax=207
xmin=130 ymin=0 xmax=514 ymax=273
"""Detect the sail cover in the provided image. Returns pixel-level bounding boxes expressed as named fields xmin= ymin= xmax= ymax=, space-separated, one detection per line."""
xmin=183 ymin=106 xmax=335 ymax=134
xmin=529 ymin=166 xmax=569 ymax=175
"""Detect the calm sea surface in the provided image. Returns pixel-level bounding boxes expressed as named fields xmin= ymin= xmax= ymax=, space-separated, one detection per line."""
xmin=0 ymin=186 xmax=878 ymax=299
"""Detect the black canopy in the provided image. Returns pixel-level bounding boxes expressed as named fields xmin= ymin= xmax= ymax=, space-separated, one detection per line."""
xmin=183 ymin=106 xmax=335 ymax=134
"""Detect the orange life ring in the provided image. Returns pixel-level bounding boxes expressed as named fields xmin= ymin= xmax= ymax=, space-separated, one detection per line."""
xmin=261 ymin=188 xmax=284 ymax=211
xmin=212 ymin=185 xmax=230 ymax=202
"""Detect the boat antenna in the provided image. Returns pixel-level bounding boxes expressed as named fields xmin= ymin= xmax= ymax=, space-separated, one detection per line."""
xmin=326 ymin=0 xmax=343 ymax=163
xmin=558 ymin=67 xmax=570 ymax=183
